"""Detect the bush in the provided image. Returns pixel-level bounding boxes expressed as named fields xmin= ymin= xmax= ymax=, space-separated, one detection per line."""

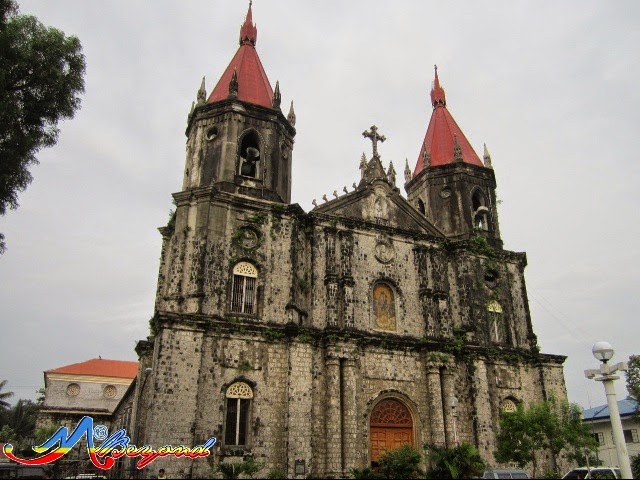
xmin=377 ymin=444 xmax=422 ymax=479
xmin=631 ymin=453 xmax=640 ymax=479
xmin=425 ymin=443 xmax=486 ymax=479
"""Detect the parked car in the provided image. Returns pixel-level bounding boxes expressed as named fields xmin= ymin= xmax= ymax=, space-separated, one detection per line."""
xmin=482 ymin=469 xmax=531 ymax=479
xmin=562 ymin=466 xmax=621 ymax=479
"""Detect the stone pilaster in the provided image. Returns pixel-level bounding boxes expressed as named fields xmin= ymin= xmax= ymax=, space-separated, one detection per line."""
xmin=425 ymin=363 xmax=445 ymax=445
xmin=472 ymin=359 xmax=495 ymax=464
xmin=325 ymin=356 xmax=342 ymax=477
xmin=441 ymin=366 xmax=457 ymax=447
xmin=342 ymin=358 xmax=358 ymax=474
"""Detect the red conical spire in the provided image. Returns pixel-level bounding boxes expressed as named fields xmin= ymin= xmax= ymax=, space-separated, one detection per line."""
xmin=208 ymin=2 xmax=274 ymax=108
xmin=413 ymin=67 xmax=483 ymax=176
xmin=430 ymin=65 xmax=446 ymax=108
xmin=239 ymin=1 xmax=257 ymax=46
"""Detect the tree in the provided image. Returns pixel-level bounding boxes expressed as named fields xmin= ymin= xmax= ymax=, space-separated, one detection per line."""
xmin=0 ymin=380 xmax=14 ymax=409
xmin=425 ymin=443 xmax=486 ymax=479
xmin=0 ymin=0 xmax=85 ymax=254
xmin=631 ymin=453 xmax=640 ymax=479
xmin=495 ymin=397 xmax=598 ymax=477
xmin=626 ymin=354 xmax=640 ymax=402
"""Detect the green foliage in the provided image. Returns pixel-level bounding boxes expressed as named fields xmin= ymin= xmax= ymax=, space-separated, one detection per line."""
xmin=0 ymin=424 xmax=17 ymax=442
xmin=262 ymin=327 xmax=284 ymax=343
xmin=247 ymin=212 xmax=266 ymax=224
xmin=0 ymin=380 xmax=14 ymax=409
xmin=350 ymin=466 xmax=384 ymax=479
xmin=424 ymin=442 xmax=486 ymax=479
xmin=494 ymin=397 xmax=598 ymax=478
xmin=0 ymin=1 xmax=86 ymax=253
xmin=237 ymin=360 xmax=252 ymax=373
xmin=376 ymin=443 xmax=422 ymax=479
xmin=631 ymin=453 xmax=640 ymax=479
xmin=240 ymin=457 xmax=264 ymax=478
xmin=34 ymin=424 xmax=58 ymax=445
xmin=267 ymin=468 xmax=285 ymax=479
xmin=215 ymin=461 xmax=243 ymax=479
xmin=296 ymin=273 xmax=310 ymax=293
xmin=626 ymin=354 xmax=640 ymax=402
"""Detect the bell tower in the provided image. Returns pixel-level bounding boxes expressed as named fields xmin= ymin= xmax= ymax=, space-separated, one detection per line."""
xmin=182 ymin=2 xmax=296 ymax=203
xmin=405 ymin=67 xmax=501 ymax=247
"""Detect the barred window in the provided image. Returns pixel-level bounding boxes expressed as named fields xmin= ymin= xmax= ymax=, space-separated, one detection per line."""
xmin=624 ymin=429 xmax=638 ymax=443
xmin=488 ymin=300 xmax=505 ymax=344
xmin=230 ymin=262 xmax=258 ymax=314
xmin=225 ymin=382 xmax=253 ymax=446
xmin=593 ymin=432 xmax=605 ymax=445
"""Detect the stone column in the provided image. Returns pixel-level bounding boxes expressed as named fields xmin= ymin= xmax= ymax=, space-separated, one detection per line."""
xmin=342 ymin=358 xmax=358 ymax=474
xmin=425 ymin=363 xmax=445 ymax=445
xmin=473 ymin=360 xmax=496 ymax=464
xmin=325 ymin=356 xmax=342 ymax=477
xmin=441 ymin=366 xmax=457 ymax=448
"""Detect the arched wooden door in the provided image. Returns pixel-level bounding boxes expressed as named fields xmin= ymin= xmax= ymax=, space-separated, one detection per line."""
xmin=369 ymin=398 xmax=414 ymax=465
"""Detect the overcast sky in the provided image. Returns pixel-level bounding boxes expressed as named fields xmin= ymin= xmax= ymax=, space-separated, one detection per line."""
xmin=1 ymin=1 xmax=638 ymax=411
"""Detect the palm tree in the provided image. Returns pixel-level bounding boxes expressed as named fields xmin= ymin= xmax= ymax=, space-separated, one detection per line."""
xmin=0 ymin=380 xmax=14 ymax=409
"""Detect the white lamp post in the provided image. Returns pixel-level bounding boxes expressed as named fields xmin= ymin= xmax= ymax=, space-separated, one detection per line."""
xmin=584 ymin=341 xmax=632 ymax=479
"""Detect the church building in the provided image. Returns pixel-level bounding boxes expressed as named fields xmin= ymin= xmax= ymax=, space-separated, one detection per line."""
xmin=129 ymin=4 xmax=568 ymax=478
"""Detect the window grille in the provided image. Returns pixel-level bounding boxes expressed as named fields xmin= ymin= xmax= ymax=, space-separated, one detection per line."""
xmin=230 ymin=262 xmax=258 ymax=314
xmin=225 ymin=382 xmax=253 ymax=446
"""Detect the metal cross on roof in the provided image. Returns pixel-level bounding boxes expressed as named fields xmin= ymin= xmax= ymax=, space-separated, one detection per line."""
xmin=362 ymin=125 xmax=386 ymax=159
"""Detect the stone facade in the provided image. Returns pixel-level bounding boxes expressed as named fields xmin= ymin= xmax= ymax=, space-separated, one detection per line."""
xmin=130 ymin=6 xmax=568 ymax=479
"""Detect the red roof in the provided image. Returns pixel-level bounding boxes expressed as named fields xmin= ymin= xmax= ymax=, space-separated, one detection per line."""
xmin=47 ymin=359 xmax=138 ymax=379
xmin=413 ymin=67 xmax=483 ymax=176
xmin=208 ymin=3 xmax=274 ymax=108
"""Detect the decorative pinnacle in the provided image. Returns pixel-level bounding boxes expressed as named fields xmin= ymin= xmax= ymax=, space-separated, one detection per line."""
xmin=287 ymin=101 xmax=296 ymax=126
xmin=404 ymin=158 xmax=412 ymax=184
xmin=239 ymin=1 xmax=258 ymax=46
xmin=197 ymin=77 xmax=206 ymax=105
xmin=422 ymin=143 xmax=431 ymax=168
xmin=359 ymin=152 xmax=368 ymax=178
xmin=362 ymin=125 xmax=386 ymax=159
xmin=272 ymin=80 xmax=281 ymax=109
xmin=453 ymin=134 xmax=463 ymax=162
xmin=430 ymin=64 xmax=446 ymax=108
xmin=228 ymin=69 xmax=239 ymax=98
xmin=387 ymin=161 xmax=397 ymax=186
xmin=483 ymin=143 xmax=493 ymax=169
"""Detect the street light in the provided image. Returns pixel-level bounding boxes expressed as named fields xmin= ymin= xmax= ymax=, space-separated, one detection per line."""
xmin=584 ymin=342 xmax=632 ymax=479
xmin=447 ymin=395 xmax=459 ymax=446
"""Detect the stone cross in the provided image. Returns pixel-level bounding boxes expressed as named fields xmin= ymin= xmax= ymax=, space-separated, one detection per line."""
xmin=362 ymin=125 xmax=386 ymax=159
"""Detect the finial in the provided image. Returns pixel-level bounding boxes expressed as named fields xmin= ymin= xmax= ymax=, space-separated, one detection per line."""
xmin=352 ymin=182 xmax=357 ymax=189
xmin=197 ymin=77 xmax=206 ymax=105
xmin=332 ymin=190 xmax=338 ymax=198
xmin=387 ymin=161 xmax=397 ymax=186
xmin=422 ymin=143 xmax=431 ymax=168
xmin=362 ymin=125 xmax=386 ymax=159
xmin=322 ymin=194 xmax=328 ymax=202
xmin=453 ymin=134 xmax=463 ymax=163
xmin=360 ymin=152 xmax=368 ymax=178
xmin=228 ymin=69 xmax=239 ymax=98
xmin=483 ymin=143 xmax=493 ymax=169
xmin=272 ymin=80 xmax=282 ymax=109
xmin=239 ymin=1 xmax=258 ymax=46
xmin=430 ymin=64 xmax=446 ymax=108
xmin=189 ymin=101 xmax=195 ymax=117
xmin=404 ymin=158 xmax=412 ymax=184
xmin=287 ymin=101 xmax=296 ymax=126
xmin=312 ymin=199 xmax=318 ymax=208
xmin=343 ymin=186 xmax=348 ymax=194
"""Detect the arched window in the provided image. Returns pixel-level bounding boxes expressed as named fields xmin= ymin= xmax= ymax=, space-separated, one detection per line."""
xmin=230 ymin=262 xmax=258 ymax=314
xmin=500 ymin=398 xmax=518 ymax=413
xmin=487 ymin=300 xmax=505 ymax=344
xmin=225 ymin=382 xmax=253 ymax=446
xmin=238 ymin=132 xmax=261 ymax=178
xmin=373 ymin=283 xmax=396 ymax=331
xmin=417 ymin=198 xmax=426 ymax=215
xmin=472 ymin=190 xmax=490 ymax=231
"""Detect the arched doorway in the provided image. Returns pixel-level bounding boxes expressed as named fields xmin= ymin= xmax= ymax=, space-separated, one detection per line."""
xmin=369 ymin=398 xmax=414 ymax=465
